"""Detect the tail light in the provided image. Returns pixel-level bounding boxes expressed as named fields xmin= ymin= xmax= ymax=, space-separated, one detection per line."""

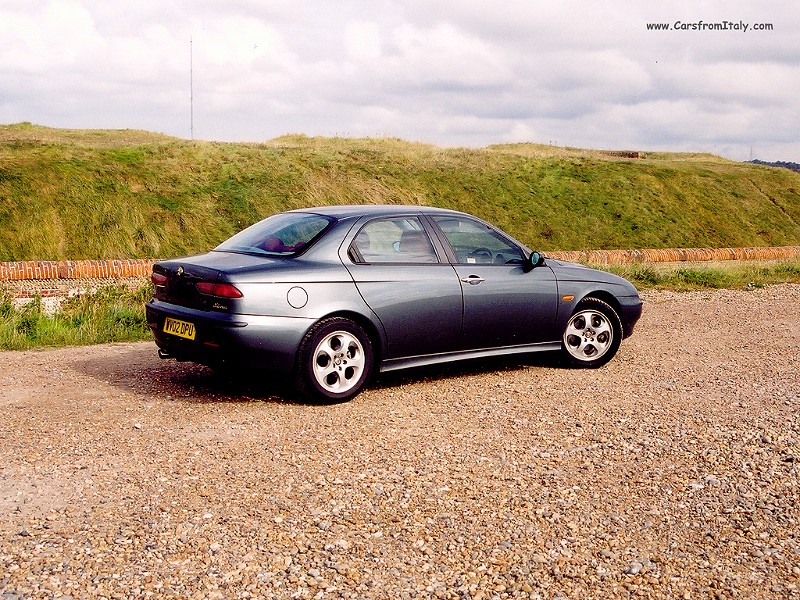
xmin=151 ymin=272 xmax=168 ymax=287
xmin=195 ymin=282 xmax=243 ymax=298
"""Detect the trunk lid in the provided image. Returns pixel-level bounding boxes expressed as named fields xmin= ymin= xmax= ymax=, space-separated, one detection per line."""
xmin=151 ymin=251 xmax=282 ymax=309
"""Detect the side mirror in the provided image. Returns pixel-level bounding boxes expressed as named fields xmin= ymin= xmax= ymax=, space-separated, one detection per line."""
xmin=524 ymin=251 xmax=545 ymax=272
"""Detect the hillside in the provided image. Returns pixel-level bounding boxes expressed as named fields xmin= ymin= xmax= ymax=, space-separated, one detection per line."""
xmin=1 ymin=123 xmax=798 ymax=261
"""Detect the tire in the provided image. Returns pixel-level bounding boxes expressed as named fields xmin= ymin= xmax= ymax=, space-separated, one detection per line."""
xmin=561 ymin=297 xmax=622 ymax=368
xmin=295 ymin=317 xmax=374 ymax=403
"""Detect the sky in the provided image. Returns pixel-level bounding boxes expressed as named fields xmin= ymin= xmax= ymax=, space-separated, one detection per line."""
xmin=1 ymin=1 xmax=798 ymax=162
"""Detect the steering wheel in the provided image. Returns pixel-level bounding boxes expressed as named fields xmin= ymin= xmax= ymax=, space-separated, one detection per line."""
xmin=468 ymin=247 xmax=492 ymax=262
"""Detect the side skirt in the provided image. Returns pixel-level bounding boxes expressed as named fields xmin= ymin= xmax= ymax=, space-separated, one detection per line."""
xmin=379 ymin=341 xmax=562 ymax=373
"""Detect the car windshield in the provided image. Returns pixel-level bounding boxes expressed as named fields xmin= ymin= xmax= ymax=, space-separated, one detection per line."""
xmin=214 ymin=212 xmax=334 ymax=256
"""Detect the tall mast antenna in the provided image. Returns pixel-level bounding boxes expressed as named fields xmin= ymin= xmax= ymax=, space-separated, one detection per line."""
xmin=190 ymin=35 xmax=194 ymax=140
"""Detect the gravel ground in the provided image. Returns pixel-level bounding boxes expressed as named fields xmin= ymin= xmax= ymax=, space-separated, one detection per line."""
xmin=1 ymin=284 xmax=798 ymax=599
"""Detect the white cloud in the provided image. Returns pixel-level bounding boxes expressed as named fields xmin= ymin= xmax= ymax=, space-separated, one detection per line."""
xmin=0 ymin=0 xmax=797 ymax=161
xmin=0 ymin=1 xmax=99 ymax=71
xmin=344 ymin=21 xmax=383 ymax=61
xmin=388 ymin=23 xmax=512 ymax=88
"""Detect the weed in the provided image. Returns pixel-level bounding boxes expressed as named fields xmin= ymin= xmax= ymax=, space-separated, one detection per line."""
xmin=624 ymin=265 xmax=660 ymax=287
xmin=673 ymin=268 xmax=731 ymax=289
xmin=0 ymin=285 xmax=151 ymax=351
xmin=606 ymin=259 xmax=800 ymax=291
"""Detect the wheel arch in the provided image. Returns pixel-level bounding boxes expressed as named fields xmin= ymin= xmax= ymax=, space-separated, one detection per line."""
xmin=576 ymin=290 xmax=623 ymax=329
xmin=308 ymin=310 xmax=385 ymax=365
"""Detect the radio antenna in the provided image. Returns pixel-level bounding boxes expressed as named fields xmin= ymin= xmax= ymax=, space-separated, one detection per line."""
xmin=190 ymin=35 xmax=194 ymax=141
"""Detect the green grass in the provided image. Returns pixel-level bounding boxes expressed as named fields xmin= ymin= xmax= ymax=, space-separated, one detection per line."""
xmin=0 ymin=285 xmax=152 ymax=350
xmin=2 ymin=260 xmax=798 ymax=351
xmin=1 ymin=123 xmax=799 ymax=261
xmin=605 ymin=259 xmax=800 ymax=291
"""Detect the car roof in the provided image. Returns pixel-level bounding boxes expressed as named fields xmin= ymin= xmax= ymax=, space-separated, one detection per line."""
xmin=287 ymin=204 xmax=467 ymax=220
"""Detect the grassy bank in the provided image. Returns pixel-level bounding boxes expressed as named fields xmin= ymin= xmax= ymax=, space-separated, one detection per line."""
xmin=2 ymin=261 xmax=798 ymax=351
xmin=2 ymin=123 xmax=799 ymax=261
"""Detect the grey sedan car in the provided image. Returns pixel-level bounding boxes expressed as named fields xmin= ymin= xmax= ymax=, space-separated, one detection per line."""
xmin=146 ymin=205 xmax=642 ymax=402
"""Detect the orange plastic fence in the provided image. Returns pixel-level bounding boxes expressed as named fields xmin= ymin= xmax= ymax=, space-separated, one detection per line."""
xmin=545 ymin=246 xmax=800 ymax=265
xmin=1 ymin=247 xmax=799 ymax=282
xmin=0 ymin=259 xmax=156 ymax=281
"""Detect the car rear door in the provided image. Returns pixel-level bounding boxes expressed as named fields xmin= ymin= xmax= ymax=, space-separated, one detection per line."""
xmin=343 ymin=216 xmax=463 ymax=360
xmin=430 ymin=215 xmax=559 ymax=350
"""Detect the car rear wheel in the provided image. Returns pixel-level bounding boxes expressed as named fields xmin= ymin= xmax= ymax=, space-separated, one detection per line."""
xmin=295 ymin=317 xmax=374 ymax=403
xmin=561 ymin=297 xmax=622 ymax=368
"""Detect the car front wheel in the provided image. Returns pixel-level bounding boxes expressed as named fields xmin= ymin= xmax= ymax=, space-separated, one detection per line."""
xmin=561 ymin=297 xmax=622 ymax=368
xmin=295 ymin=317 xmax=374 ymax=403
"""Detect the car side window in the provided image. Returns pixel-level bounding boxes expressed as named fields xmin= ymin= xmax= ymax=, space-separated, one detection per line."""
xmin=432 ymin=216 xmax=526 ymax=265
xmin=350 ymin=217 xmax=438 ymax=263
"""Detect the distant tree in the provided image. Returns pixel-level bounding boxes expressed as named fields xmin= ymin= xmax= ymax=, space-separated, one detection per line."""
xmin=748 ymin=159 xmax=800 ymax=172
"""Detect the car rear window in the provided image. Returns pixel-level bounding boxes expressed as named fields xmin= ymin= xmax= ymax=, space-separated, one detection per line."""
xmin=214 ymin=212 xmax=334 ymax=256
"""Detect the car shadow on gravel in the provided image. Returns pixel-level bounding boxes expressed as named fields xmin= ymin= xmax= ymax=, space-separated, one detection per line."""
xmin=372 ymin=351 xmax=565 ymax=391
xmin=74 ymin=344 xmax=567 ymax=406
xmin=73 ymin=343 xmax=301 ymax=405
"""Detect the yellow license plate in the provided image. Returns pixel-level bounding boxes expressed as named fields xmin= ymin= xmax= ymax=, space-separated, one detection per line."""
xmin=163 ymin=317 xmax=196 ymax=340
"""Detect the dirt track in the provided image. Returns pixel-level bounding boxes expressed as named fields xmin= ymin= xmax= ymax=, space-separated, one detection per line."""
xmin=1 ymin=285 xmax=799 ymax=599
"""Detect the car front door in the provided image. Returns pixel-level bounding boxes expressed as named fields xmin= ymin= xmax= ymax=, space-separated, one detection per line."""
xmin=430 ymin=215 xmax=559 ymax=350
xmin=343 ymin=216 xmax=463 ymax=360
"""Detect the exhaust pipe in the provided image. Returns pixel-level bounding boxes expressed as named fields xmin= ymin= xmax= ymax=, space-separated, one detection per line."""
xmin=158 ymin=349 xmax=172 ymax=360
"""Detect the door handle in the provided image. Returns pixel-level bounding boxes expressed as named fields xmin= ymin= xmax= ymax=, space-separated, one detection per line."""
xmin=461 ymin=275 xmax=484 ymax=285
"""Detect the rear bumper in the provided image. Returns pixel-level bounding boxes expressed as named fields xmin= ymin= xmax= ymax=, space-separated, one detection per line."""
xmin=145 ymin=299 xmax=315 ymax=372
